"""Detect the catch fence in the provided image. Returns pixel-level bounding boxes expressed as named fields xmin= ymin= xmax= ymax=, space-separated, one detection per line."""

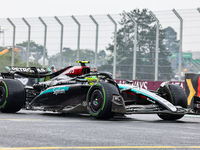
xmin=0 ymin=8 xmax=200 ymax=81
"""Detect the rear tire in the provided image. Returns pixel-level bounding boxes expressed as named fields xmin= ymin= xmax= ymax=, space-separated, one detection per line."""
xmin=157 ymin=83 xmax=187 ymax=120
xmin=86 ymin=81 xmax=119 ymax=119
xmin=0 ymin=79 xmax=25 ymax=113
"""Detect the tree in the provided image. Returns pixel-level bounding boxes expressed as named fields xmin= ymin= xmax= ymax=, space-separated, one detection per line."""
xmin=101 ymin=9 xmax=173 ymax=80
xmin=163 ymin=27 xmax=179 ymax=53
xmin=0 ymin=41 xmax=46 ymax=71
xmin=98 ymin=50 xmax=106 ymax=59
xmin=49 ymin=47 xmax=96 ymax=68
xmin=17 ymin=40 xmax=48 ymax=63
xmin=0 ymin=46 xmax=32 ymax=72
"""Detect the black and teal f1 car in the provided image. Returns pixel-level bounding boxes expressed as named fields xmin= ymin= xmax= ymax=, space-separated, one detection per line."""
xmin=0 ymin=61 xmax=195 ymax=120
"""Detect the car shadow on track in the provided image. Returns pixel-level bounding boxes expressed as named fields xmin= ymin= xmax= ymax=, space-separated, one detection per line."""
xmin=11 ymin=109 xmax=199 ymax=124
xmin=112 ymin=115 xmax=200 ymax=124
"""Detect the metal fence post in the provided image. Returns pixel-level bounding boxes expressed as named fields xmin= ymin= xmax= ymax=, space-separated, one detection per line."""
xmin=107 ymin=14 xmax=117 ymax=79
xmin=39 ymin=17 xmax=47 ymax=67
xmin=71 ymin=15 xmax=81 ymax=61
xmin=7 ymin=18 xmax=15 ymax=67
xmin=149 ymin=11 xmax=159 ymax=81
xmin=89 ymin=15 xmax=99 ymax=69
xmin=124 ymin=12 xmax=138 ymax=80
xmin=22 ymin=18 xmax=31 ymax=67
xmin=55 ymin=16 xmax=63 ymax=69
xmin=0 ymin=26 xmax=7 ymax=47
xmin=172 ymin=9 xmax=183 ymax=81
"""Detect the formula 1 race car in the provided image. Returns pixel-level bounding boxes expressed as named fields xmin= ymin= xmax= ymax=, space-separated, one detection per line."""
xmin=0 ymin=61 xmax=197 ymax=120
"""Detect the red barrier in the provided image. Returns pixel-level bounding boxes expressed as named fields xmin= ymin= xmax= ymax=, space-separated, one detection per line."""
xmin=115 ymin=79 xmax=185 ymax=91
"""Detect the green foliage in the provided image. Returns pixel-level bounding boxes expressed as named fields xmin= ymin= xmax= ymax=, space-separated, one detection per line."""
xmin=0 ymin=52 xmax=22 ymax=72
xmin=163 ymin=27 xmax=179 ymax=53
xmin=0 ymin=52 xmax=42 ymax=72
xmin=50 ymin=47 xmax=96 ymax=65
xmin=16 ymin=40 xmax=44 ymax=53
xmin=48 ymin=47 xmax=109 ymax=71
xmin=17 ymin=40 xmax=48 ymax=62
xmin=104 ymin=9 xmax=173 ymax=80
xmin=98 ymin=50 xmax=106 ymax=59
xmin=0 ymin=41 xmax=44 ymax=72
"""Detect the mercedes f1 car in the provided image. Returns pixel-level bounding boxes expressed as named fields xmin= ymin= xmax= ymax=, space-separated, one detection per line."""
xmin=0 ymin=61 xmax=199 ymax=120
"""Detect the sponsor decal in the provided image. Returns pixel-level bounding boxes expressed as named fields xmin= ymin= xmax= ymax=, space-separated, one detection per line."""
xmin=117 ymin=80 xmax=148 ymax=89
xmin=16 ymin=78 xmax=29 ymax=85
xmin=61 ymin=80 xmax=76 ymax=84
xmin=65 ymin=68 xmax=74 ymax=74
xmin=39 ymin=87 xmax=69 ymax=96
xmin=116 ymin=80 xmax=184 ymax=91
xmin=169 ymin=82 xmax=184 ymax=89
xmin=10 ymin=67 xmax=47 ymax=73
xmin=53 ymin=88 xmax=66 ymax=95
xmin=152 ymin=93 xmax=177 ymax=112
xmin=160 ymin=82 xmax=167 ymax=87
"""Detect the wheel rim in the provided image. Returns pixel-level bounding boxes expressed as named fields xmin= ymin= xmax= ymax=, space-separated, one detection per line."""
xmin=89 ymin=89 xmax=104 ymax=113
xmin=0 ymin=86 xmax=6 ymax=105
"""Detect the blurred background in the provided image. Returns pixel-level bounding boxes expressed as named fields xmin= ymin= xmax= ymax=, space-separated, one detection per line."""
xmin=0 ymin=8 xmax=200 ymax=81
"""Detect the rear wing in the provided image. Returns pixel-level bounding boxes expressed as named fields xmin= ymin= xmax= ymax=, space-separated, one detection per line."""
xmin=1 ymin=61 xmax=90 ymax=80
xmin=1 ymin=66 xmax=75 ymax=82
xmin=5 ymin=66 xmax=50 ymax=74
xmin=1 ymin=66 xmax=51 ymax=79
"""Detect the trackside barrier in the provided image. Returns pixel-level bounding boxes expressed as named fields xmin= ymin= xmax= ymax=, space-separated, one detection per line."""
xmin=115 ymin=79 xmax=185 ymax=91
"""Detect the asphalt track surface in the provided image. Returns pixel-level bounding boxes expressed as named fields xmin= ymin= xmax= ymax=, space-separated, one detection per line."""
xmin=0 ymin=109 xmax=200 ymax=150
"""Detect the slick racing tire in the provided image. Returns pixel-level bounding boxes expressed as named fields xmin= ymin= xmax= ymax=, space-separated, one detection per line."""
xmin=157 ymin=83 xmax=187 ymax=120
xmin=0 ymin=79 xmax=25 ymax=113
xmin=86 ymin=81 xmax=119 ymax=119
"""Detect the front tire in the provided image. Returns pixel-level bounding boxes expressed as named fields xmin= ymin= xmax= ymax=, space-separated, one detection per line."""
xmin=157 ymin=83 xmax=187 ymax=120
xmin=0 ymin=79 xmax=25 ymax=113
xmin=86 ymin=81 xmax=119 ymax=119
